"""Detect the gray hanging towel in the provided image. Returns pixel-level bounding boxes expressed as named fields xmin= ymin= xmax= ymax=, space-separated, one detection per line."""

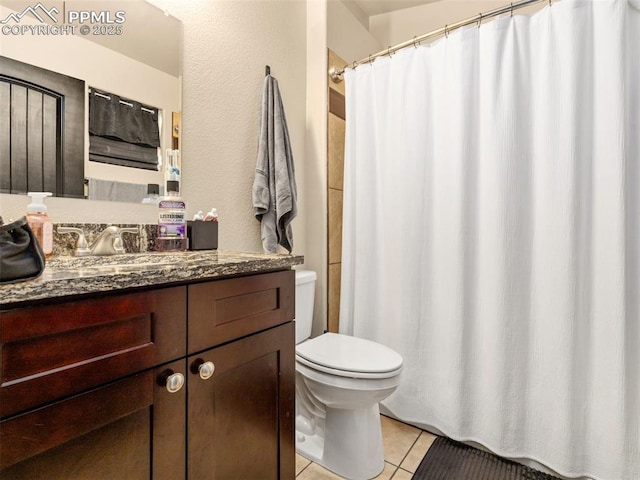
xmin=252 ymin=74 xmax=297 ymax=253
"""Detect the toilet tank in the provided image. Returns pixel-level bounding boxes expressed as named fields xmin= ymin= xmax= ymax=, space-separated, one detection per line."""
xmin=294 ymin=270 xmax=317 ymax=344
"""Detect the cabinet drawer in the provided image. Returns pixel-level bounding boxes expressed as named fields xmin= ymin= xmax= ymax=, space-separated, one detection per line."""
xmin=188 ymin=270 xmax=294 ymax=353
xmin=0 ymin=287 xmax=186 ymax=418
xmin=0 ymin=359 xmax=187 ymax=479
xmin=0 ymin=370 xmax=153 ymax=470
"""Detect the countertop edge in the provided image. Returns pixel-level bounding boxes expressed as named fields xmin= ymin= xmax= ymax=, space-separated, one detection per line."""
xmin=1 ymin=251 xmax=304 ymax=307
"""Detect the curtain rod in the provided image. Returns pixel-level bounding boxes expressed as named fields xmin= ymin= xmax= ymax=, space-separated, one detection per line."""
xmin=329 ymin=0 xmax=552 ymax=83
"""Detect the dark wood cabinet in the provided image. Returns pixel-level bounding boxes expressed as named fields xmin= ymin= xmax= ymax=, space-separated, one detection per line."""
xmin=1 ymin=358 xmax=186 ymax=480
xmin=0 ymin=270 xmax=295 ymax=479
xmin=0 ymin=287 xmax=187 ymax=419
xmin=187 ymin=322 xmax=295 ymax=480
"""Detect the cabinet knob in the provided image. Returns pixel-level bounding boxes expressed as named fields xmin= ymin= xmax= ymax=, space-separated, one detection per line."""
xmin=157 ymin=369 xmax=185 ymax=393
xmin=191 ymin=359 xmax=215 ymax=380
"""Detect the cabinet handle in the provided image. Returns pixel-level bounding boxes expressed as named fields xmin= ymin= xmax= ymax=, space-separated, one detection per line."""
xmin=157 ymin=369 xmax=185 ymax=393
xmin=191 ymin=359 xmax=215 ymax=380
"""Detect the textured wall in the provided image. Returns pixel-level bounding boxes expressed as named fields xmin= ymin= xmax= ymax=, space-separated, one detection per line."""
xmin=2 ymin=0 xmax=308 ymax=257
xmin=369 ymin=0 xmax=546 ymax=48
xmin=142 ymin=0 xmax=309 ymax=253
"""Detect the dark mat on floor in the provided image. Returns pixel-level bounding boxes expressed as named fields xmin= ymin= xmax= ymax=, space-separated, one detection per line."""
xmin=412 ymin=436 xmax=562 ymax=480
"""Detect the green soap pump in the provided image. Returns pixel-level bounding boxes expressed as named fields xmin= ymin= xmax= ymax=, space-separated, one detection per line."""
xmin=26 ymin=192 xmax=53 ymax=258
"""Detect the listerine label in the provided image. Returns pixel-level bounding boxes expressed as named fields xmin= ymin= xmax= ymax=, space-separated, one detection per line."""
xmin=158 ymin=199 xmax=186 ymax=237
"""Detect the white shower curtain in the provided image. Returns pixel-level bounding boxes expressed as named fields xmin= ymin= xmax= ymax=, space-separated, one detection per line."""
xmin=340 ymin=1 xmax=639 ymax=479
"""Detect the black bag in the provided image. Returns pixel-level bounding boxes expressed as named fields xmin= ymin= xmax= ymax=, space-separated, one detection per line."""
xmin=0 ymin=216 xmax=46 ymax=284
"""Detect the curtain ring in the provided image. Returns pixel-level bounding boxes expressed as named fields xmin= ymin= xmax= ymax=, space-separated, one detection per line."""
xmin=445 ymin=25 xmax=449 ymax=38
xmin=413 ymin=36 xmax=419 ymax=48
xmin=510 ymin=3 xmax=514 ymax=16
xmin=369 ymin=54 xmax=373 ymax=66
xmin=477 ymin=13 xmax=482 ymax=28
xmin=387 ymin=46 xmax=393 ymax=57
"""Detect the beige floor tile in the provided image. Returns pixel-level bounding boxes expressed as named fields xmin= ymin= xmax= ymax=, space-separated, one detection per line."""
xmin=391 ymin=468 xmax=414 ymax=480
xmin=296 ymin=462 xmax=345 ymax=480
xmin=296 ymin=460 xmax=396 ymax=479
xmin=381 ymin=415 xmax=422 ymax=466
xmin=400 ymin=430 xmax=438 ymax=473
xmin=372 ymin=462 xmax=397 ymax=480
xmin=296 ymin=454 xmax=312 ymax=476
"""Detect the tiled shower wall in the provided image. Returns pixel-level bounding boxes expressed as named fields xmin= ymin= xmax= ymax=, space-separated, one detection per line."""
xmin=327 ymin=50 xmax=346 ymax=333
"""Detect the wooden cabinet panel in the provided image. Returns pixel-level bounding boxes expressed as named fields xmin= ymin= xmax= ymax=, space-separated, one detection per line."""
xmin=1 ymin=409 xmax=151 ymax=480
xmin=0 ymin=270 xmax=296 ymax=479
xmin=153 ymin=359 xmax=187 ymax=480
xmin=0 ymin=358 xmax=188 ymax=480
xmin=0 ymin=370 xmax=153 ymax=472
xmin=187 ymin=322 xmax=295 ymax=480
xmin=0 ymin=287 xmax=186 ymax=418
xmin=188 ymin=270 xmax=294 ymax=353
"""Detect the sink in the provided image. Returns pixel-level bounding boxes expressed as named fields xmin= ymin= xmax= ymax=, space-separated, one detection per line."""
xmin=44 ymin=253 xmax=192 ymax=279
xmin=44 ymin=261 xmax=175 ymax=280
xmin=43 ymin=251 xmax=219 ymax=281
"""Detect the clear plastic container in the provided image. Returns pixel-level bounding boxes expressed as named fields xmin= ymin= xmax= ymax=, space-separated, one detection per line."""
xmin=156 ymin=186 xmax=187 ymax=252
xmin=26 ymin=192 xmax=53 ymax=258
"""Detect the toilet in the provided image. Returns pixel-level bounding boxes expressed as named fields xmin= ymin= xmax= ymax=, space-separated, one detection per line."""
xmin=294 ymin=270 xmax=403 ymax=480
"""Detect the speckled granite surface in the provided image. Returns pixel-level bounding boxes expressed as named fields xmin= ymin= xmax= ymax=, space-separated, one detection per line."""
xmin=53 ymin=223 xmax=158 ymax=256
xmin=0 ymin=251 xmax=304 ymax=307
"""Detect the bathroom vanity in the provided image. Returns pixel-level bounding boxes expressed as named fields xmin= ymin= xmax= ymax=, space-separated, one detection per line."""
xmin=0 ymin=251 xmax=303 ymax=479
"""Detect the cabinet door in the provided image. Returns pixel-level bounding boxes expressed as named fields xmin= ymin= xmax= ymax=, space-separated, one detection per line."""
xmin=187 ymin=322 xmax=295 ymax=480
xmin=0 ymin=359 xmax=186 ymax=480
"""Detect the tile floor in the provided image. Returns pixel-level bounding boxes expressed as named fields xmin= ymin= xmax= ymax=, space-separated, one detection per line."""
xmin=295 ymin=415 xmax=438 ymax=480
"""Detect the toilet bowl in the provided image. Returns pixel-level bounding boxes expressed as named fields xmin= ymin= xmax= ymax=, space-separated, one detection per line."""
xmin=294 ymin=270 xmax=403 ymax=480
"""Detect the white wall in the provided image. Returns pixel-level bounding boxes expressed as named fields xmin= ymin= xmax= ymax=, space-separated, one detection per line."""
xmin=1 ymin=0 xmax=309 ymax=256
xmin=369 ymin=0 xmax=547 ymax=48
xmin=306 ymin=0 xmax=328 ymax=334
xmin=327 ymin=0 xmax=381 ymax=65
xmin=161 ymin=0 xmax=308 ymax=253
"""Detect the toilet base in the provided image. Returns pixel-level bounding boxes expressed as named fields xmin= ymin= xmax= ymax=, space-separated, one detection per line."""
xmin=296 ymin=403 xmax=385 ymax=480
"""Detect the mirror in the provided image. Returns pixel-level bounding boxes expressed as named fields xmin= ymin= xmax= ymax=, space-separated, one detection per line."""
xmin=0 ymin=0 xmax=182 ymax=203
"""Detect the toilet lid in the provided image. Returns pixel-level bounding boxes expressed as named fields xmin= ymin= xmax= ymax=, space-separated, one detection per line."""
xmin=296 ymin=333 xmax=403 ymax=374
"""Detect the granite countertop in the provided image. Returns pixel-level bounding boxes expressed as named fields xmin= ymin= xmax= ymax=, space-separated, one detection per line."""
xmin=0 ymin=250 xmax=304 ymax=307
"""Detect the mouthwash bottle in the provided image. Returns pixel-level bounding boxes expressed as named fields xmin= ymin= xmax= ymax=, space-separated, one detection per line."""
xmin=156 ymin=180 xmax=187 ymax=252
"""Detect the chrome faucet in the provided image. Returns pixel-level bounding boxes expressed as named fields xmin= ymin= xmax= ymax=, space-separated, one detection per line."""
xmin=58 ymin=226 xmax=139 ymax=256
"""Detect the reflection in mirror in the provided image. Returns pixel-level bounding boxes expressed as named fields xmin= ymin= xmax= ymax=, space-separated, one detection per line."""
xmin=0 ymin=0 xmax=182 ymax=204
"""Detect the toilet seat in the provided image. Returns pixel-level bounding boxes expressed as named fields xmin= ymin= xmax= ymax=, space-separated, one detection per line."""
xmin=296 ymin=333 xmax=403 ymax=379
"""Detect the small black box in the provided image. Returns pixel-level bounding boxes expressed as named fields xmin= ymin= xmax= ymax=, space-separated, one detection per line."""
xmin=187 ymin=220 xmax=218 ymax=250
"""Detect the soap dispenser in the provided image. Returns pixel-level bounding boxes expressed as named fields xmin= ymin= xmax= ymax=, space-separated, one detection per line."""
xmin=26 ymin=192 xmax=53 ymax=258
